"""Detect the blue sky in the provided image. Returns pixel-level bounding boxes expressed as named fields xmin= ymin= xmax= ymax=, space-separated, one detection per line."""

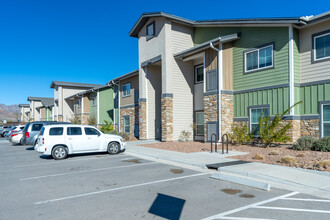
xmin=0 ymin=0 xmax=328 ymax=105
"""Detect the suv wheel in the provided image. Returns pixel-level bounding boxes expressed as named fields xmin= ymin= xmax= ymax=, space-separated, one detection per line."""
xmin=107 ymin=142 xmax=120 ymax=154
xmin=52 ymin=146 xmax=68 ymax=160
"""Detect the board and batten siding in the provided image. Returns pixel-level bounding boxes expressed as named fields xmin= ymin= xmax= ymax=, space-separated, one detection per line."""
xmin=194 ymin=27 xmax=290 ymax=91
xmin=171 ymin=22 xmax=194 ymax=140
xmin=99 ymin=87 xmax=116 ymax=124
xmin=120 ymin=74 xmax=139 ymax=107
xmin=299 ymin=20 xmax=330 ymax=84
xmin=89 ymin=92 xmax=97 ymax=119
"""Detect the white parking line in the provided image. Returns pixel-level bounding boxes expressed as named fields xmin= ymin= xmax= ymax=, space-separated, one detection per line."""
xmin=282 ymin=198 xmax=330 ymax=202
xmin=35 ymin=172 xmax=208 ymax=205
xmin=218 ymin=217 xmax=275 ymax=220
xmin=20 ymin=162 xmax=158 ymax=181
xmin=201 ymin=192 xmax=299 ymax=220
xmin=254 ymin=206 xmax=330 ymax=214
xmin=11 ymin=154 xmax=128 ymax=168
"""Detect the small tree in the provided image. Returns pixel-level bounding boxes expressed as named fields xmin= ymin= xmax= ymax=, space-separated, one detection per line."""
xmin=258 ymin=101 xmax=302 ymax=147
xmin=229 ymin=123 xmax=253 ymax=145
xmin=69 ymin=115 xmax=81 ymax=124
xmin=100 ymin=120 xmax=114 ymax=133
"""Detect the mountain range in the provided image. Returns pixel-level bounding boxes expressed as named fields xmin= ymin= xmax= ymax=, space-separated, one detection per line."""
xmin=0 ymin=104 xmax=20 ymax=121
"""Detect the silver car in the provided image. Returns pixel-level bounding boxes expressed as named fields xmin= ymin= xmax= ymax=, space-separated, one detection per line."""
xmin=1 ymin=125 xmax=14 ymax=137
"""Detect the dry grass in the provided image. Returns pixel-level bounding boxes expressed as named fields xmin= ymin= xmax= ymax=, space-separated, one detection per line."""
xmin=269 ymin=151 xmax=279 ymax=156
xmin=317 ymin=160 xmax=330 ymax=168
xmin=280 ymin=156 xmax=297 ymax=164
xmin=253 ymin=154 xmax=264 ymax=160
xmin=297 ymin=153 xmax=306 ymax=158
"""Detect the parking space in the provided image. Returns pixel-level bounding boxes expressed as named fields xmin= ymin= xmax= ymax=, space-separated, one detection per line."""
xmin=1 ymin=140 xmax=330 ymax=219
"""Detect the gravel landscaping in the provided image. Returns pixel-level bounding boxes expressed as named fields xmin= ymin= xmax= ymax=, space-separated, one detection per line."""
xmin=140 ymin=141 xmax=330 ymax=172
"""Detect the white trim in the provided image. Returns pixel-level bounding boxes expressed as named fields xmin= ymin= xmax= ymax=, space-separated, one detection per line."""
xmin=321 ymin=103 xmax=330 ymax=138
xmin=244 ymin=44 xmax=274 ymax=73
xmin=313 ymin=32 xmax=330 ymax=61
xmin=118 ymin=82 xmax=121 ymax=132
xmin=218 ymin=43 xmax=223 ymax=142
xmin=203 ymin=54 xmax=206 ymax=93
xmin=183 ymin=52 xmax=205 ymax=62
xmin=145 ymin=67 xmax=149 ymax=139
xmin=289 ymin=24 xmax=294 ymax=115
xmin=122 ymin=82 xmax=131 ymax=97
xmin=81 ymin=96 xmax=84 ymax=123
xmin=97 ymin=90 xmax=100 ymax=125
xmin=194 ymin=64 xmax=204 ymax=84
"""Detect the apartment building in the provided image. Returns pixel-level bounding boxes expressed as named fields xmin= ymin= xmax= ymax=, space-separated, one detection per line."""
xmin=27 ymin=97 xmax=54 ymax=121
xmin=19 ymin=104 xmax=30 ymax=122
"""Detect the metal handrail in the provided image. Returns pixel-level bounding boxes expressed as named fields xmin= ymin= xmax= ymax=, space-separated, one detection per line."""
xmin=210 ymin=133 xmax=217 ymax=153
xmin=222 ymin=134 xmax=229 ymax=154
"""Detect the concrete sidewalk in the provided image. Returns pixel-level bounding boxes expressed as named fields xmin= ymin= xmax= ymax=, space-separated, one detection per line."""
xmin=126 ymin=141 xmax=330 ymax=199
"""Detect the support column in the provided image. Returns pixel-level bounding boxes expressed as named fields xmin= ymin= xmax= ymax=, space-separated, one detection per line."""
xmin=161 ymin=94 xmax=173 ymax=142
xmin=138 ymin=99 xmax=147 ymax=140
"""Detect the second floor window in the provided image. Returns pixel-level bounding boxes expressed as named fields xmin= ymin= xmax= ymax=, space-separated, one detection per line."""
xmin=244 ymin=44 xmax=274 ymax=73
xmin=122 ymin=83 xmax=131 ymax=97
xmin=195 ymin=65 xmax=204 ymax=84
xmin=146 ymin=22 xmax=155 ymax=39
xmin=77 ymin=99 xmax=81 ymax=108
xmin=314 ymin=31 xmax=330 ymax=62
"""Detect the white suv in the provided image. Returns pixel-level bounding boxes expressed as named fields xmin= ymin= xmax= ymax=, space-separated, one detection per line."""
xmin=35 ymin=124 xmax=126 ymax=160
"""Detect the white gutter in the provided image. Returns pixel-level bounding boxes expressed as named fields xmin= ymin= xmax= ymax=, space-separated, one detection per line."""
xmin=145 ymin=67 xmax=149 ymax=139
xmin=81 ymin=95 xmax=84 ymax=124
xmin=288 ymin=24 xmax=294 ymax=115
xmin=118 ymin=81 xmax=121 ymax=132
xmin=97 ymin=89 xmax=100 ymax=125
xmin=209 ymin=38 xmax=222 ymax=142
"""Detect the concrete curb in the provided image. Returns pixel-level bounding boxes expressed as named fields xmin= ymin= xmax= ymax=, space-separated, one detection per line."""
xmin=210 ymin=172 xmax=270 ymax=191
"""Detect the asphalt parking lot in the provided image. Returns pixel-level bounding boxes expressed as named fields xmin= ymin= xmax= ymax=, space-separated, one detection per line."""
xmin=1 ymin=137 xmax=330 ymax=220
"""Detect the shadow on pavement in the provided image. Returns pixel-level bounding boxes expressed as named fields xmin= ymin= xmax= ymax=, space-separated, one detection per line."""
xmin=26 ymin=147 xmax=34 ymax=151
xmin=148 ymin=193 xmax=185 ymax=220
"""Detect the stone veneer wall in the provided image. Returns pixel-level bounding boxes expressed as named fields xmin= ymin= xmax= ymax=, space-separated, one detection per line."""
xmin=120 ymin=106 xmax=139 ymax=138
xmin=161 ymin=96 xmax=173 ymax=142
xmin=221 ymin=93 xmax=234 ymax=137
xmin=82 ymin=114 xmax=90 ymax=125
xmin=138 ymin=100 xmax=147 ymax=140
xmin=204 ymin=94 xmax=218 ymax=142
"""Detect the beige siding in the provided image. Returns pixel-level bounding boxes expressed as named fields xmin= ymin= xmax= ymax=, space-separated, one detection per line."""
xmin=300 ymin=20 xmax=330 ymax=83
xmin=222 ymin=42 xmax=233 ymax=90
xmin=83 ymin=95 xmax=90 ymax=113
xmin=120 ymin=74 xmax=139 ymax=107
xmin=147 ymin=65 xmax=162 ymax=139
xmin=40 ymin=108 xmax=45 ymax=119
xmin=171 ymin=22 xmax=194 ymax=54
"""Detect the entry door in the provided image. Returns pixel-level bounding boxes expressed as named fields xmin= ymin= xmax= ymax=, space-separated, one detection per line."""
xmin=84 ymin=127 xmax=101 ymax=151
xmin=67 ymin=127 xmax=87 ymax=152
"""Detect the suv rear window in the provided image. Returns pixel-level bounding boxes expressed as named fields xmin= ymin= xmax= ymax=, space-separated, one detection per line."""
xmin=67 ymin=127 xmax=82 ymax=135
xmin=40 ymin=127 xmax=45 ymax=136
xmin=32 ymin=124 xmax=43 ymax=131
xmin=49 ymin=127 xmax=63 ymax=136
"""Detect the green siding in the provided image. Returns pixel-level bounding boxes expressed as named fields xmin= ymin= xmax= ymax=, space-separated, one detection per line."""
xmin=194 ymin=27 xmax=289 ymax=91
xmin=295 ymin=83 xmax=330 ymax=115
xmin=89 ymin=92 xmax=97 ymax=120
xmin=99 ymin=87 xmax=117 ymax=125
xmin=234 ymin=87 xmax=289 ymax=117
xmin=293 ymin=28 xmax=300 ymax=83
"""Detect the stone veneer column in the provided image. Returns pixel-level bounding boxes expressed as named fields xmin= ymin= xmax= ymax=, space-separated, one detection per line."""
xmin=221 ymin=92 xmax=234 ymax=136
xmin=203 ymin=93 xmax=218 ymax=142
xmin=58 ymin=115 xmax=63 ymax=122
xmin=138 ymin=99 xmax=147 ymax=140
xmin=161 ymin=94 xmax=173 ymax=142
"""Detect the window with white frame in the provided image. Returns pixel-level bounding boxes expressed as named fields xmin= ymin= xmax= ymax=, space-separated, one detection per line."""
xmin=195 ymin=65 xmax=204 ymax=84
xmin=249 ymin=107 xmax=269 ymax=136
xmin=122 ymin=83 xmax=131 ymax=97
xmin=91 ymin=95 xmax=96 ymax=106
xmin=313 ymin=31 xmax=330 ymax=62
xmin=77 ymin=99 xmax=81 ymax=108
xmin=321 ymin=104 xmax=330 ymax=137
xmin=124 ymin=116 xmax=130 ymax=133
xmin=244 ymin=44 xmax=274 ymax=73
xmin=196 ymin=112 xmax=204 ymax=136
xmin=146 ymin=22 xmax=155 ymax=38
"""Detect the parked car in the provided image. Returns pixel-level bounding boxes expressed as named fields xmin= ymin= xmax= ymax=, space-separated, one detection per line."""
xmin=0 ymin=125 xmax=14 ymax=137
xmin=9 ymin=130 xmax=24 ymax=145
xmin=35 ymin=124 xmax=126 ymax=160
xmin=22 ymin=121 xmax=70 ymax=146
xmin=4 ymin=125 xmax=25 ymax=138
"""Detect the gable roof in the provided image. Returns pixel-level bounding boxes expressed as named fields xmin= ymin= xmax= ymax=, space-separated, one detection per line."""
xmin=108 ymin=69 xmax=139 ymax=84
xmin=129 ymin=12 xmax=308 ymax=38
xmin=50 ymin=81 xmax=102 ymax=88
xmin=19 ymin=104 xmax=30 ymax=108
xmin=27 ymin=97 xmax=54 ymax=107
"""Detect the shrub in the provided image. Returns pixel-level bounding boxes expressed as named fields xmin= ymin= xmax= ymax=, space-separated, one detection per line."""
xmin=269 ymin=151 xmax=279 ymax=156
xmin=297 ymin=153 xmax=306 ymax=158
xmin=229 ymin=123 xmax=253 ymax=145
xmin=69 ymin=115 xmax=81 ymax=124
xmin=317 ymin=160 xmax=330 ymax=169
xmin=178 ymin=129 xmax=192 ymax=142
xmin=100 ymin=120 xmax=114 ymax=134
xmin=87 ymin=116 xmax=97 ymax=126
xmin=253 ymin=154 xmax=264 ymax=160
xmin=313 ymin=137 xmax=330 ymax=152
xmin=280 ymin=156 xmax=297 ymax=164
xmin=292 ymin=136 xmax=317 ymax=151
xmin=258 ymin=101 xmax=302 ymax=147
xmin=118 ymin=132 xmax=130 ymax=141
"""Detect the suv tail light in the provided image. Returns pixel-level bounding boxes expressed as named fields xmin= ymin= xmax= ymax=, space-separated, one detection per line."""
xmin=12 ymin=134 xmax=18 ymax=137
xmin=42 ymin=138 xmax=44 ymax=145
xmin=26 ymin=132 xmax=29 ymax=138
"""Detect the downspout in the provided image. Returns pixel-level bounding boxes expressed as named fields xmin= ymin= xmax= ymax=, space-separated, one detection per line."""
xmin=118 ymin=81 xmax=121 ymax=132
xmin=288 ymin=24 xmax=295 ymax=115
xmin=209 ymin=38 xmax=222 ymax=142
xmin=81 ymin=95 xmax=84 ymax=124
xmin=97 ymin=89 xmax=100 ymax=125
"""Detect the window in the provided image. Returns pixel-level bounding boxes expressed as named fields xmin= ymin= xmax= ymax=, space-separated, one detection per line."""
xmin=40 ymin=127 xmax=45 ymax=136
xmin=84 ymin=127 xmax=100 ymax=136
xmin=67 ymin=127 xmax=82 ymax=135
xmin=195 ymin=65 xmax=204 ymax=84
xmin=196 ymin=112 xmax=204 ymax=136
xmin=206 ymin=69 xmax=217 ymax=91
xmin=321 ymin=104 xmax=330 ymax=137
xmin=122 ymin=83 xmax=131 ymax=97
xmin=77 ymin=99 xmax=81 ymax=108
xmin=313 ymin=31 xmax=330 ymax=62
xmin=244 ymin=44 xmax=274 ymax=73
xmin=249 ymin=107 xmax=269 ymax=136
xmin=146 ymin=21 xmax=155 ymax=39
xmin=91 ymin=95 xmax=96 ymax=106
xmin=32 ymin=124 xmax=43 ymax=131
xmin=124 ymin=116 xmax=130 ymax=133
xmin=49 ymin=127 xmax=63 ymax=136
